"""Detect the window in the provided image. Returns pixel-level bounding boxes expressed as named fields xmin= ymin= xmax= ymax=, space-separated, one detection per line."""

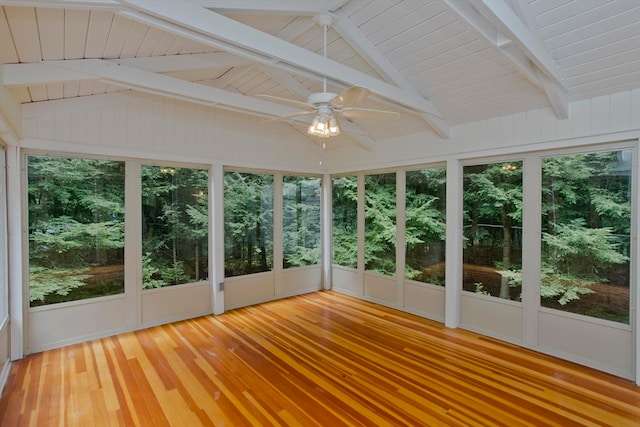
xmin=405 ymin=167 xmax=446 ymax=285
xmin=541 ymin=150 xmax=631 ymax=323
xmin=463 ymin=161 xmax=523 ymax=300
xmin=141 ymin=165 xmax=208 ymax=288
xmin=283 ymin=176 xmax=321 ymax=268
xmin=365 ymin=172 xmax=396 ymax=275
xmin=332 ymin=176 xmax=357 ymax=268
xmin=27 ymin=156 xmax=125 ymax=306
xmin=224 ymin=171 xmax=274 ymax=277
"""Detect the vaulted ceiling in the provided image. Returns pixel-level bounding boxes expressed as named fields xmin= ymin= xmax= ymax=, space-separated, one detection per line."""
xmin=2 ymin=0 xmax=639 ymax=149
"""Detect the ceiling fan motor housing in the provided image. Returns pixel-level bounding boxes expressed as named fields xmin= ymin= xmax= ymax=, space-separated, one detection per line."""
xmin=308 ymin=92 xmax=339 ymax=106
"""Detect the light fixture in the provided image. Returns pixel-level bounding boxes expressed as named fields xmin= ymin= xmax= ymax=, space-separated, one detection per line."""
xmin=307 ymin=111 xmax=340 ymax=138
xmin=306 ymin=13 xmax=340 ymax=140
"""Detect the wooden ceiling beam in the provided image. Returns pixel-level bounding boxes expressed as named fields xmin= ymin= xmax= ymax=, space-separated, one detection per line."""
xmin=445 ymin=0 xmax=568 ymax=119
xmin=117 ymin=0 xmax=450 ymax=138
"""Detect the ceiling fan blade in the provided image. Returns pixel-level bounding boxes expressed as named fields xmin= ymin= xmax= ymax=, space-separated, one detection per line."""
xmin=331 ymin=86 xmax=371 ymax=108
xmin=341 ymin=107 xmax=400 ymax=119
xmin=263 ymin=110 xmax=316 ymax=123
xmin=256 ymin=94 xmax=313 ymax=110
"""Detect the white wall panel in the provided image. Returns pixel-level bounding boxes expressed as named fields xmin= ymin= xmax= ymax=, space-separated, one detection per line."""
xmin=364 ymin=273 xmax=397 ymax=306
xmin=281 ymin=266 xmax=322 ymax=298
xmin=141 ymin=282 xmax=211 ymax=327
xmin=28 ymin=296 xmax=128 ymax=353
xmin=224 ymin=273 xmax=275 ymax=311
xmin=326 ymin=89 xmax=640 ymax=173
xmin=539 ymin=311 xmax=633 ymax=380
xmin=332 ymin=266 xmax=361 ymax=297
xmin=403 ymin=281 xmax=445 ymax=322
xmin=460 ymin=293 xmax=523 ymax=344
xmin=20 ymin=92 xmax=323 ymax=173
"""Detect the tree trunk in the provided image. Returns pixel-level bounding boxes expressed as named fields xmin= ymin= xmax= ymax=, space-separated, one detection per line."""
xmin=499 ymin=207 xmax=512 ymax=299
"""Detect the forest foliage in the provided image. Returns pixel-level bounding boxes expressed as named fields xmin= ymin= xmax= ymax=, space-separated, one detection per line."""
xmin=26 ymin=150 xmax=632 ymax=323
xmin=28 ymin=157 xmax=209 ymax=305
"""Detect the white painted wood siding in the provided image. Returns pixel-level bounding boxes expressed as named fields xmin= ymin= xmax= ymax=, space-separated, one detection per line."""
xmin=327 ymin=89 xmax=640 ymax=171
xmin=20 ymin=92 xmax=325 ymax=172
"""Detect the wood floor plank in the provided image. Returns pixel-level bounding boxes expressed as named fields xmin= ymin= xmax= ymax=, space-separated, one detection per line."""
xmin=1 ymin=290 xmax=639 ymax=426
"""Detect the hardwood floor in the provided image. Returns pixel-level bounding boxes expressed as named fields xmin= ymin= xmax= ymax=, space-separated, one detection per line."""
xmin=1 ymin=290 xmax=639 ymax=426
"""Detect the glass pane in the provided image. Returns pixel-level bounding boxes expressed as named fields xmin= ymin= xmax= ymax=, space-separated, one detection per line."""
xmin=224 ymin=171 xmax=274 ymax=277
xmin=365 ymin=172 xmax=396 ymax=275
xmin=405 ymin=168 xmax=446 ymax=285
xmin=332 ymin=176 xmax=357 ymax=268
xmin=141 ymin=166 xmax=209 ymax=288
xmin=28 ymin=156 xmax=125 ymax=306
xmin=283 ymin=176 xmax=321 ymax=268
xmin=541 ymin=150 xmax=631 ymax=323
xmin=463 ymin=161 xmax=523 ymax=300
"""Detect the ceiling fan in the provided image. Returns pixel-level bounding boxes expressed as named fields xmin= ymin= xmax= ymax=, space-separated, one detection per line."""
xmin=258 ymin=13 xmax=399 ymax=139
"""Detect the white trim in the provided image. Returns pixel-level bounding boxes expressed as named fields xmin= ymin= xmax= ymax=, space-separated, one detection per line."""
xmin=445 ymin=158 xmax=462 ymax=328
xmin=521 ymin=155 xmax=541 ymax=347
xmin=0 ymin=357 xmax=12 ymax=396
xmin=211 ymin=164 xmax=224 ymax=314
xmin=322 ymin=174 xmax=332 ymax=290
xmin=7 ymin=146 xmax=23 ymax=360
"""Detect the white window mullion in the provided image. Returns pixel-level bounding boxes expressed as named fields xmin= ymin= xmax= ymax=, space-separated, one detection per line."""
xmin=445 ymin=158 xmax=462 ymax=328
xmin=396 ymin=170 xmax=406 ymax=308
xmin=521 ymin=156 xmax=541 ymax=347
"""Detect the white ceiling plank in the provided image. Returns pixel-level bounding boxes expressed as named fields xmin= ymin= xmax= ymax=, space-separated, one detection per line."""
xmin=114 ymin=52 xmax=252 ymax=72
xmin=135 ymin=26 xmax=165 ymax=57
xmin=4 ymin=6 xmax=42 ymax=62
xmin=28 ymin=85 xmax=48 ymax=102
xmin=501 ymin=43 xmax=568 ymax=119
xmin=119 ymin=20 xmax=148 ymax=58
xmin=46 ymin=58 xmax=272 ymax=108
xmin=256 ymin=65 xmax=310 ymax=99
xmin=471 ymin=0 xmax=565 ymax=90
xmin=150 ymin=31 xmax=178 ymax=56
xmin=443 ymin=0 xmax=568 ymax=119
xmin=194 ymin=0 xmax=348 ymax=15
xmin=84 ymin=10 xmax=114 ymax=58
xmin=36 ymin=8 xmax=65 ymax=60
xmin=64 ymin=9 xmax=90 ymax=59
xmin=332 ymin=10 xmax=410 ymax=90
xmin=117 ymin=0 xmax=449 ymax=138
xmin=332 ymin=10 xmax=445 ymax=135
xmin=0 ymin=8 xmax=19 ymax=63
xmin=4 ymin=53 xmax=252 ymax=85
xmin=102 ymin=13 xmax=133 ymax=58
xmin=45 ymin=59 xmax=374 ymax=139
xmin=209 ymin=65 xmax=256 ymax=89
xmin=1 ymin=1 xmax=122 ymax=10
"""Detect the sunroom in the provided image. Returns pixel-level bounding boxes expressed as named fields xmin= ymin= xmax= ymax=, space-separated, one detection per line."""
xmin=0 ymin=0 xmax=639 ymax=392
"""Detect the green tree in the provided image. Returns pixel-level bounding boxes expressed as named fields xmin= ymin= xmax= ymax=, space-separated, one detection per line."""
xmin=141 ymin=166 xmax=208 ymax=289
xmin=283 ymin=176 xmax=321 ymax=268
xmin=405 ymin=168 xmax=446 ymax=283
xmin=28 ymin=156 xmax=125 ymax=305
xmin=332 ymin=176 xmax=358 ymax=268
xmin=224 ymin=172 xmax=274 ymax=276
xmin=463 ymin=162 xmax=522 ymax=299
xmin=365 ymin=173 xmax=396 ymax=275
xmin=541 ymin=151 xmax=630 ymax=317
